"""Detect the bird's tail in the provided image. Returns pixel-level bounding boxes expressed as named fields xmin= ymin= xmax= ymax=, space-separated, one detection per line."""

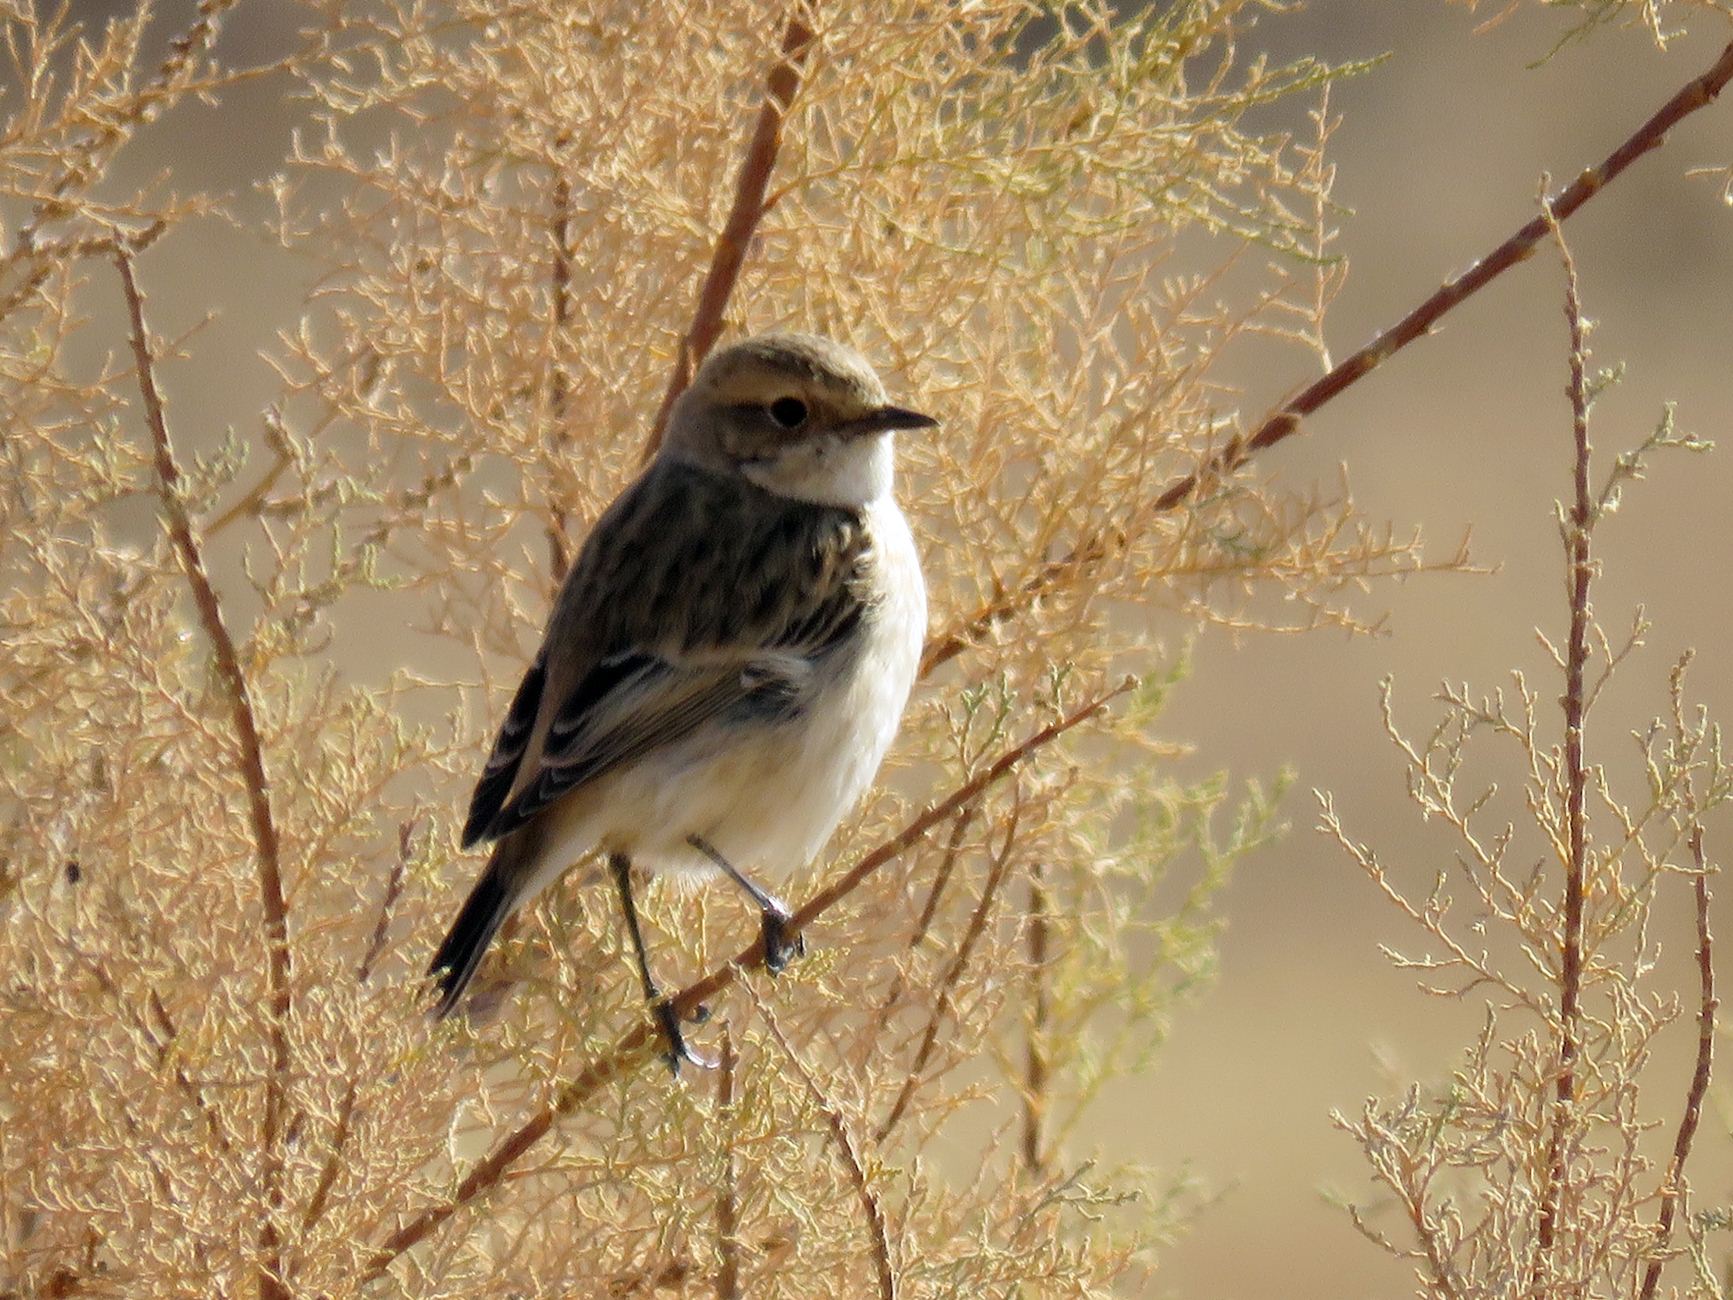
xmin=428 ymin=832 xmax=535 ymax=1018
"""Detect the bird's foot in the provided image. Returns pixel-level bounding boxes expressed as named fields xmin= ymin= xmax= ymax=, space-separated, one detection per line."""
xmin=654 ymin=998 xmax=717 ymax=1076
xmin=762 ymin=906 xmax=807 ymax=976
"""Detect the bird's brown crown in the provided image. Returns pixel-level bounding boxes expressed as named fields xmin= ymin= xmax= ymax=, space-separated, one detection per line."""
xmin=687 ymin=334 xmax=891 ymax=440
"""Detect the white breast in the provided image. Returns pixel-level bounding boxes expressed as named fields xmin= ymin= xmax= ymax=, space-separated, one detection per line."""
xmin=669 ymin=497 xmax=925 ymax=879
xmin=757 ymin=498 xmax=926 ymax=869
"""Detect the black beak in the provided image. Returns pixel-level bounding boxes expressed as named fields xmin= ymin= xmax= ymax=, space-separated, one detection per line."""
xmin=856 ymin=405 xmax=939 ymax=435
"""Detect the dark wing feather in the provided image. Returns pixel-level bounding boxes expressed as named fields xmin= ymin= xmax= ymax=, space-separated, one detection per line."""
xmin=465 ymin=460 xmax=872 ymax=846
xmin=481 ymin=655 xmax=746 ymax=840
xmin=460 ymin=653 xmax=547 ymax=849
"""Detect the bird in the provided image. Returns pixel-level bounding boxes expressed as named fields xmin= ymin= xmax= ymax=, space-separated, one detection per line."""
xmin=428 ymin=333 xmax=934 ymax=1072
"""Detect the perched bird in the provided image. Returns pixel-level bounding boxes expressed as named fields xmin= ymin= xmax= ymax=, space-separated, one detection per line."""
xmin=429 ymin=333 xmax=934 ymax=1071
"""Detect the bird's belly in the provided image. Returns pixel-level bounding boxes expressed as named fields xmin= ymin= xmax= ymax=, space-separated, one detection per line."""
xmin=642 ymin=611 xmax=919 ymax=882
xmin=670 ymin=656 xmax=907 ymax=879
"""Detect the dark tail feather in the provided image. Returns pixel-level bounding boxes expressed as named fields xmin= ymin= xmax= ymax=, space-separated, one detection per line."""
xmin=428 ymin=842 xmax=523 ymax=1019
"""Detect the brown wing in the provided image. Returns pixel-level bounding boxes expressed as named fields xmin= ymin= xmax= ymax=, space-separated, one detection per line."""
xmin=459 ymin=652 xmax=546 ymax=848
xmin=462 ymin=460 xmax=870 ymax=847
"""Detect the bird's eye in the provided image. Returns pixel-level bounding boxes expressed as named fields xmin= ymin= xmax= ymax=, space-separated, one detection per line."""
xmin=768 ymin=397 xmax=808 ymax=429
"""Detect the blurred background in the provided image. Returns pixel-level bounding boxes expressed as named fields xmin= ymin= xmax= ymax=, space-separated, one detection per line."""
xmin=1146 ymin=7 xmax=1733 ymax=1297
xmin=56 ymin=1 xmax=1733 ymax=1294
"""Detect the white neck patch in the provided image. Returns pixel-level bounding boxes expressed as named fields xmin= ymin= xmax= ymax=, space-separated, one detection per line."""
xmin=742 ymin=433 xmax=895 ymax=508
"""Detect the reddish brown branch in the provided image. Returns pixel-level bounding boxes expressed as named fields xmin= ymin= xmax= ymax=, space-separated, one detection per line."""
xmin=715 ymin=1023 xmax=742 ymax=1300
xmin=919 ymin=36 xmax=1733 ymax=678
xmin=1022 ymin=857 xmax=1051 ymax=1174
xmin=906 ymin=801 xmax=980 ymax=951
xmin=1533 ymin=199 xmax=1593 ymax=1266
xmin=362 ymin=681 xmax=1129 ymax=1280
xmin=640 ymin=7 xmax=819 ymax=461
xmin=1637 ymin=827 xmax=1717 ymax=1300
xmin=295 ymin=1081 xmax=357 ymax=1246
xmin=113 ymin=239 xmax=294 ymax=1300
xmin=356 ymin=817 xmax=414 ymax=986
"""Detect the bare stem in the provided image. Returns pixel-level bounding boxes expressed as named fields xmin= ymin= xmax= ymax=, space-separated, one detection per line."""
xmin=113 ymin=238 xmax=294 ymax=1300
xmin=206 ymin=439 xmax=292 ymax=536
xmin=295 ymin=1082 xmax=357 ymax=1246
xmin=919 ymin=36 xmax=1733 ymax=678
xmin=640 ymin=6 xmax=819 ymax=461
xmin=715 ymin=1023 xmax=741 ymax=1300
xmin=356 ymin=817 xmax=414 ymax=986
xmin=1532 ymin=198 xmax=1593 ymax=1269
xmin=361 ymin=680 xmax=1130 ymax=1280
xmin=1637 ymin=826 xmax=1717 ymax=1300
xmin=145 ymin=990 xmax=234 ymax=1157
xmin=1022 ymin=857 xmax=1051 ymax=1174
xmin=81 ymin=956 xmax=234 ymax=1158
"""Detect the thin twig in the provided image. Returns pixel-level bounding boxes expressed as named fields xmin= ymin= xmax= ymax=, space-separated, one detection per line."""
xmin=747 ymin=983 xmax=897 ymax=1300
xmin=78 ymin=952 xmax=234 ymax=1157
xmin=362 ymin=680 xmax=1131 ymax=1279
xmin=1022 ymin=856 xmax=1050 ymax=1174
xmin=207 ymin=344 xmax=383 ymax=536
xmin=865 ymin=798 xmax=980 ymax=1041
xmin=298 ymin=821 xmax=415 ymax=1264
xmin=904 ymin=800 xmax=980 ymax=953
xmin=295 ymin=1081 xmax=356 ymax=1246
xmin=640 ymin=6 xmax=820 ymax=461
xmin=716 ymin=1023 xmax=741 ymax=1300
xmin=1532 ymin=195 xmax=1593 ymax=1270
xmin=875 ymin=789 xmax=1024 ymax=1142
xmin=206 ymin=428 xmax=293 ymax=536
xmin=0 ymin=220 xmax=167 ymax=321
xmin=113 ymin=238 xmax=294 ymax=1300
xmin=919 ymin=36 xmax=1733 ymax=678
xmin=9 ymin=0 xmax=242 ymax=257
xmin=1637 ymin=825 xmax=1717 ymax=1300
xmin=356 ymin=817 xmax=414 ymax=986
xmin=145 ymin=989 xmax=234 ymax=1157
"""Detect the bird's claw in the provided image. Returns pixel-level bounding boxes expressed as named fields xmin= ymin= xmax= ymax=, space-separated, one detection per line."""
xmin=762 ymin=908 xmax=807 ymax=976
xmin=655 ymin=998 xmax=717 ymax=1076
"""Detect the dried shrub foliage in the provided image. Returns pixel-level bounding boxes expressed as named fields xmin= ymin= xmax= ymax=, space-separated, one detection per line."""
xmin=4 ymin=0 xmax=1726 ymax=1295
xmin=0 ymin=2 xmax=1409 ymax=1293
xmin=1450 ymin=0 xmax=1733 ymax=48
xmin=1323 ymin=209 xmax=1732 ymax=1294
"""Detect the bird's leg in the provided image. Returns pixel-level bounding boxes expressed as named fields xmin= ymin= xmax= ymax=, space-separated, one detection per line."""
xmin=607 ymin=852 xmax=714 ymax=1075
xmin=687 ymin=834 xmax=806 ymax=975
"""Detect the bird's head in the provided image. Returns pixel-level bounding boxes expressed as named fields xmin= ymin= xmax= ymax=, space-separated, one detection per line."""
xmin=663 ymin=333 xmax=936 ymax=506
